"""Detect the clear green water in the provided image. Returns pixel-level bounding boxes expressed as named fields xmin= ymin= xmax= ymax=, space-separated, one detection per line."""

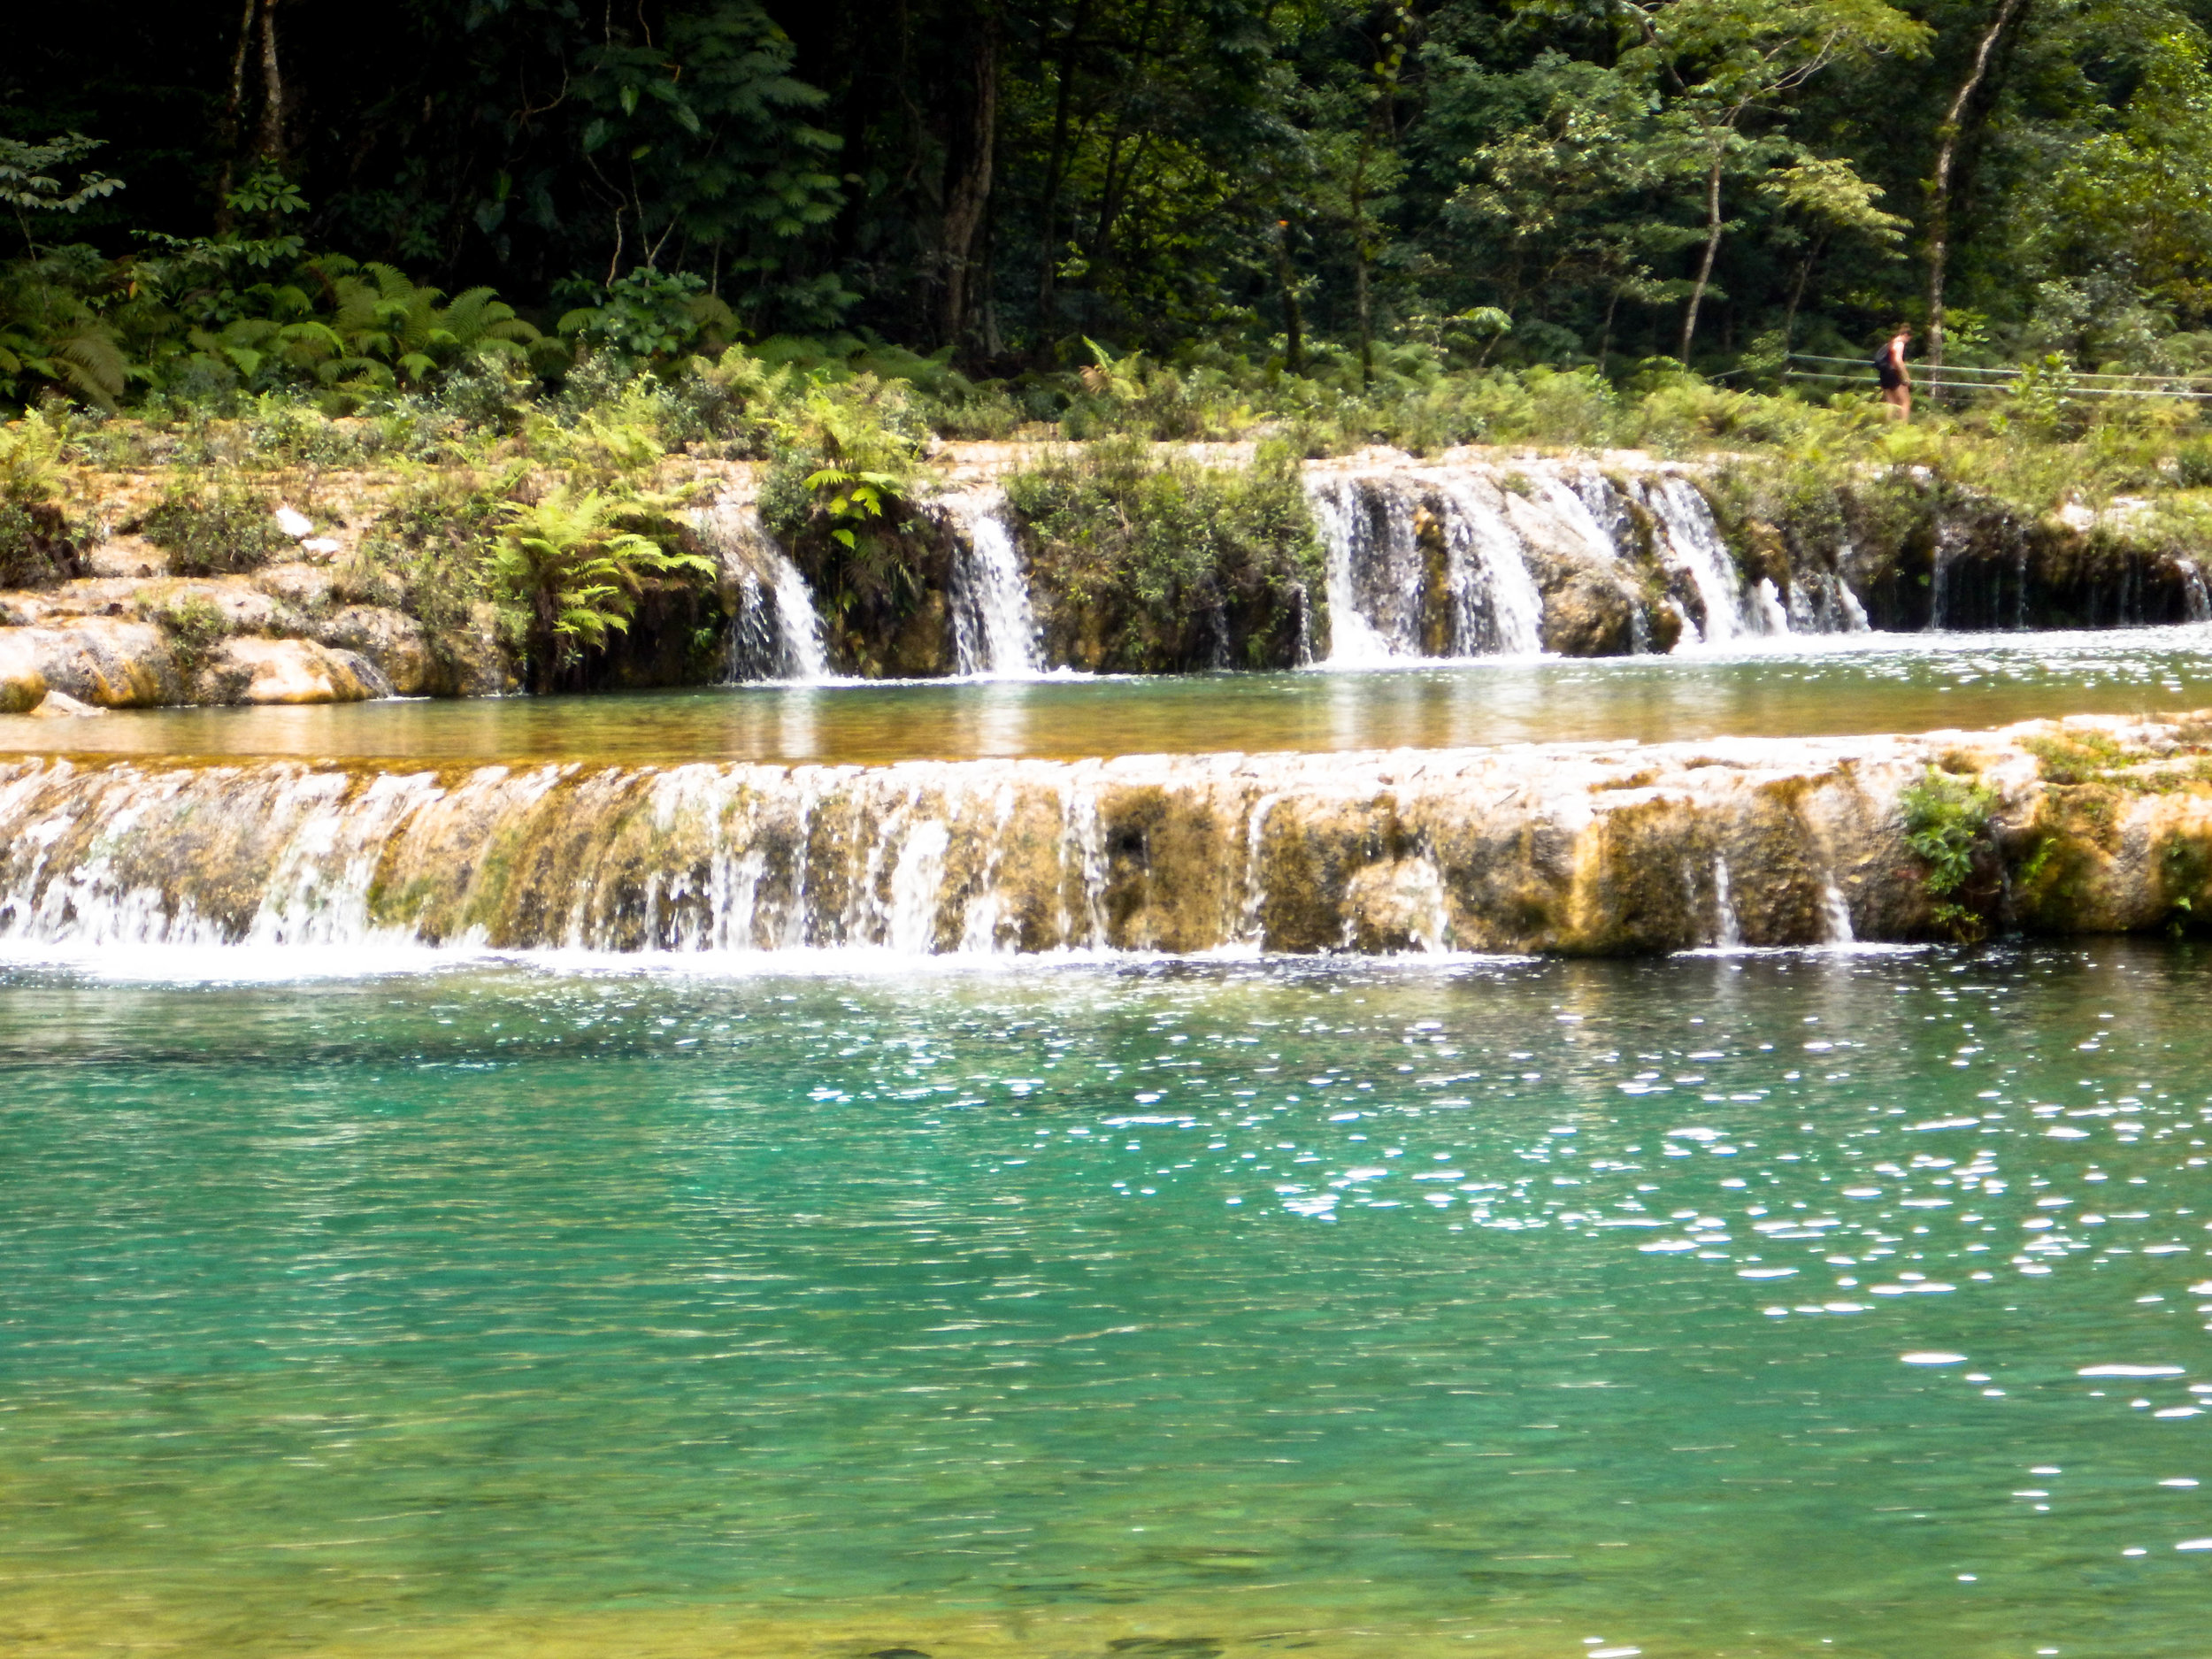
xmin=4 ymin=943 xmax=2211 ymax=1657
xmin=2 ymin=627 xmax=2210 ymax=764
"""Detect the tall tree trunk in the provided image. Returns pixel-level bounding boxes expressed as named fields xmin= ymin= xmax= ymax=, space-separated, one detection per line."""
xmin=1782 ymin=234 xmax=1827 ymax=351
xmin=1033 ymin=0 xmax=1090 ymax=344
xmin=254 ymin=0 xmax=288 ymax=167
xmin=1925 ymin=0 xmax=2030 ymax=403
xmin=1350 ymin=121 xmax=1375 ymax=386
xmin=827 ymin=0 xmax=876 ymax=271
xmin=1273 ymin=219 xmax=1305 ymax=375
xmin=213 ymin=0 xmax=260 ymax=227
xmin=938 ymin=5 xmax=1001 ymax=349
xmin=1679 ymin=146 xmax=1724 ymax=362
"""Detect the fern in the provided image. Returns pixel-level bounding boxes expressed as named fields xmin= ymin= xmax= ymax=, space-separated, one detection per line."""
xmin=495 ymin=487 xmax=714 ymax=689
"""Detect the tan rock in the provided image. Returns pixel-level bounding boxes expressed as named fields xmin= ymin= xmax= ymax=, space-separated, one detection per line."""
xmin=85 ymin=534 xmax=168 ymax=579
xmin=314 ymin=606 xmax=442 ymax=696
xmin=24 ymin=689 xmax=105 ymax=718
xmin=0 ymin=640 xmax=47 ymax=712
xmin=204 ymin=637 xmax=388 ymax=705
xmin=128 ymin=577 xmax=286 ymax=633
xmin=2 ymin=618 xmax=174 ymax=706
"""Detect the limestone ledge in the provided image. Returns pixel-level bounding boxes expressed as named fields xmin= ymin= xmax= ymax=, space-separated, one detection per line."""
xmin=0 ymin=713 xmax=2206 ymax=956
xmin=0 ymin=563 xmax=509 ymax=709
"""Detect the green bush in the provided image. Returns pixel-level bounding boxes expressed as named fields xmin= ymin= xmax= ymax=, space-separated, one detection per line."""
xmin=1007 ymin=437 xmax=1323 ymax=672
xmin=1901 ymin=764 xmax=2001 ymax=940
xmin=139 ymin=482 xmax=294 ymax=575
xmin=158 ymin=595 xmax=232 ymax=680
xmin=0 ymin=498 xmax=82 ymax=588
xmin=493 ymin=486 xmax=715 ymax=691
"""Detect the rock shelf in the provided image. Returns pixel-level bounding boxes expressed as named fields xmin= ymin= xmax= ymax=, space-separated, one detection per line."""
xmin=2 ymin=712 xmax=2206 ymax=956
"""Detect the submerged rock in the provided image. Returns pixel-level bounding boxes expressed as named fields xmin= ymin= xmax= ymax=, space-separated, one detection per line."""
xmin=0 ymin=713 xmax=2204 ymax=957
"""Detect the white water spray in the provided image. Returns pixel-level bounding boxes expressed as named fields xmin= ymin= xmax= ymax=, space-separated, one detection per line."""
xmin=941 ymin=488 xmax=1041 ymax=677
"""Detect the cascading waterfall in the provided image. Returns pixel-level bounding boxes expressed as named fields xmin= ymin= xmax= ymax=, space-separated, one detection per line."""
xmin=8 ymin=717 xmax=2167 ymax=961
xmin=1641 ymin=475 xmax=1783 ymax=646
xmin=1308 ymin=476 xmax=1418 ymax=664
xmin=1304 ymin=460 xmax=1867 ymax=664
xmin=1306 ymin=468 xmax=1571 ymax=663
xmin=938 ymin=488 xmax=1041 ymax=677
xmin=694 ymin=495 xmax=829 ymax=681
xmin=1437 ymin=479 xmax=1546 ymax=655
xmin=2181 ymin=558 xmax=2212 ymax=624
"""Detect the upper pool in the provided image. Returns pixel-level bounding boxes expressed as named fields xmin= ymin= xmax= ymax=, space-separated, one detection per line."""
xmin=4 ymin=626 xmax=2211 ymax=764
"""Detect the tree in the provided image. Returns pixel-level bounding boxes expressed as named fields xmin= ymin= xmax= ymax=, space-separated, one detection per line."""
xmin=1923 ymin=0 xmax=2032 ymax=394
xmin=1614 ymin=0 xmax=1928 ymax=360
xmin=0 ymin=134 xmax=124 ymax=256
xmin=1428 ymin=51 xmax=1702 ymax=362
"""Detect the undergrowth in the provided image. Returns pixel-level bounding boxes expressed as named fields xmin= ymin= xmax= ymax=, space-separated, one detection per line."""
xmin=1007 ymin=437 xmax=1322 ymax=672
xmin=1901 ymin=764 xmax=2001 ymax=941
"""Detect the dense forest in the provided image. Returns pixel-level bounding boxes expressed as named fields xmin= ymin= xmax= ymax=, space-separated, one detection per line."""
xmin=8 ymin=0 xmax=2212 ymax=411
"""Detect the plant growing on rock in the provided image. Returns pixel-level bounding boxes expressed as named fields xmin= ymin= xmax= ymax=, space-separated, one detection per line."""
xmin=139 ymin=481 xmax=293 ymax=575
xmin=1006 ymin=437 xmax=1325 ymax=672
xmin=0 ymin=410 xmax=83 ymax=587
xmin=1900 ymin=764 xmax=2000 ymax=941
xmin=0 ymin=497 xmax=81 ymax=589
xmin=494 ymin=487 xmax=713 ymax=691
xmin=755 ymin=376 xmax=938 ymax=670
xmin=157 ymin=595 xmax=232 ymax=682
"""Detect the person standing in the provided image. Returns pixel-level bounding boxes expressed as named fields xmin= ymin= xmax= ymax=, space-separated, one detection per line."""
xmin=1874 ymin=325 xmax=1914 ymax=420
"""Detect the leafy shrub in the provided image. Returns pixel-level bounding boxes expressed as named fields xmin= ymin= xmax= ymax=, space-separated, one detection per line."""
xmin=557 ymin=270 xmax=733 ymax=364
xmin=241 ymin=396 xmax=369 ymax=467
xmin=1007 ymin=436 xmax=1323 ymax=671
xmin=354 ymin=472 xmax=517 ymax=638
xmin=1901 ymin=764 xmax=2001 ymax=940
xmin=158 ymin=595 xmax=232 ymax=680
xmin=0 ymin=499 xmax=82 ymax=588
xmin=0 ymin=409 xmax=66 ymax=502
xmin=494 ymin=486 xmax=715 ymax=689
xmin=139 ymin=482 xmax=295 ymax=574
xmin=1901 ymin=765 xmax=1998 ymax=894
xmin=762 ymin=375 xmax=928 ymax=546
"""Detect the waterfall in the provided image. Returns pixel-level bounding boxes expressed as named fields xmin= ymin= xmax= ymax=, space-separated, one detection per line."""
xmin=6 ymin=720 xmax=2124 ymax=961
xmin=939 ymin=488 xmax=1041 ymax=677
xmin=1306 ymin=469 xmax=1553 ymax=662
xmin=1309 ymin=475 xmax=1418 ymax=664
xmin=1786 ymin=572 xmax=1870 ymax=634
xmin=1437 ymin=479 xmax=1546 ymax=655
xmin=1711 ymin=856 xmax=1743 ymax=949
xmin=2180 ymin=557 xmax=2212 ymax=624
xmin=1302 ymin=460 xmax=1869 ymax=662
xmin=1643 ymin=476 xmax=1781 ymax=646
xmin=694 ymin=495 xmax=828 ymax=681
xmin=1821 ymin=878 xmax=1856 ymax=947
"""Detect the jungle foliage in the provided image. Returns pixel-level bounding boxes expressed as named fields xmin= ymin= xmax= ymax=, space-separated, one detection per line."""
xmin=11 ymin=0 xmax=2212 ymax=408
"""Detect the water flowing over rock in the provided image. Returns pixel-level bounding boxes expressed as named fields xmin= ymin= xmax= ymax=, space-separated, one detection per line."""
xmin=4 ymin=714 xmax=2206 ymax=959
xmin=937 ymin=488 xmax=1041 ymax=676
xmin=695 ymin=494 xmax=828 ymax=682
xmin=1303 ymin=456 xmax=1863 ymax=663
